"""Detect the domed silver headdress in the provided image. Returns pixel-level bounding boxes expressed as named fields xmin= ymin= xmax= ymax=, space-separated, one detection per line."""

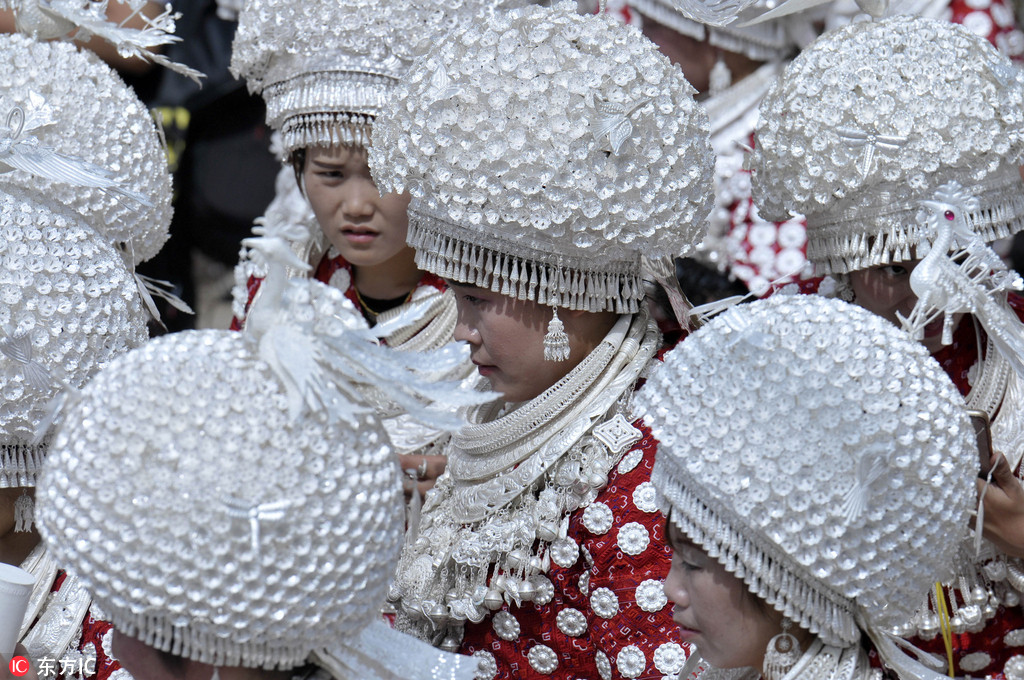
xmin=0 ymin=185 xmax=148 ymax=488
xmin=37 ymin=221 xmax=488 ymax=677
xmin=638 ymin=294 xmax=977 ymax=679
xmin=752 ymin=14 xmax=1024 ymax=376
xmin=230 ymin=0 xmax=510 ymax=155
xmin=0 ymin=34 xmax=173 ymax=266
xmin=370 ymin=1 xmax=714 ymax=357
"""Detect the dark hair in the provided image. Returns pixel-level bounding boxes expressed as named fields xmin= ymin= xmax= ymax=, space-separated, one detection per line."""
xmin=289 ymin=148 xmax=307 ymax=195
xmin=156 ymin=648 xmax=188 ymax=673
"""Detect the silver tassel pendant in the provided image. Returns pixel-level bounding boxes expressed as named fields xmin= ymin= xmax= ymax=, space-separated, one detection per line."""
xmin=543 ymin=307 xmax=571 ymax=362
xmin=709 ymin=54 xmax=732 ymax=96
xmin=763 ymin=621 xmax=801 ymax=680
xmin=14 ymin=492 xmax=33 ymax=533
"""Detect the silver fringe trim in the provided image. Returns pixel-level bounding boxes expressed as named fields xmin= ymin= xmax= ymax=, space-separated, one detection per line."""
xmin=807 ymin=167 xmax=1024 ymax=275
xmin=653 ymin=462 xmax=860 ymax=648
xmin=0 ymin=441 xmax=47 ymax=488
xmin=407 ymin=206 xmax=644 ymax=314
xmin=280 ymin=113 xmax=373 ymax=155
xmin=111 ymin=610 xmax=315 ymax=670
xmin=263 ymin=70 xmax=396 ymax=154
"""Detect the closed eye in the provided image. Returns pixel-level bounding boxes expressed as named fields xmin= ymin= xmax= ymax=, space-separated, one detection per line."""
xmin=880 ymin=264 xmax=909 ymax=277
xmin=673 ymin=551 xmax=703 ymax=572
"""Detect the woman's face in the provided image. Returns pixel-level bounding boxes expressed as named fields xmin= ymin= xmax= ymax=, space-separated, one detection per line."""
xmin=302 ymin=145 xmax=413 ymax=270
xmin=111 ymin=631 xmax=198 ymax=680
xmin=111 ymin=632 xmax=292 ymax=680
xmin=449 ymin=282 xmax=580 ymax=403
xmin=663 ymin=522 xmax=785 ymax=671
xmin=848 ymin=261 xmax=963 ymax=353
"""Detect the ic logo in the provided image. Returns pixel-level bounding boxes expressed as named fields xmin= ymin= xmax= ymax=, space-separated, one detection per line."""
xmin=8 ymin=656 xmax=29 ymax=676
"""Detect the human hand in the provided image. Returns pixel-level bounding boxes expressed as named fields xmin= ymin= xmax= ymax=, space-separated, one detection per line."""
xmin=400 ymin=454 xmax=447 ymax=499
xmin=2 ymin=645 xmax=38 ymax=680
xmin=978 ymin=452 xmax=1024 ymax=558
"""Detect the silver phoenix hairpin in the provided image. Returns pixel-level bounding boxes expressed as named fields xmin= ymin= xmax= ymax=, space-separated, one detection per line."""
xmin=10 ymin=0 xmax=204 ymax=83
xmin=0 ymin=96 xmax=151 ymax=206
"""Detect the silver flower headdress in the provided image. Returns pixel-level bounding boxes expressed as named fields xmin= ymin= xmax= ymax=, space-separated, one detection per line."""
xmin=36 ymin=220 xmax=488 ymax=677
xmin=230 ymin=0 xmax=510 ymax=155
xmin=0 ymin=184 xmax=148 ymax=487
xmin=637 ymin=294 xmax=977 ymax=679
xmin=370 ymin=0 xmax=714 ymax=344
xmin=751 ymin=15 xmax=1024 ymax=276
xmin=0 ymin=34 xmax=174 ymax=266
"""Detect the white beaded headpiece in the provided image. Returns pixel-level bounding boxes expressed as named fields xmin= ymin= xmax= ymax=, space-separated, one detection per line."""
xmin=0 ymin=34 xmax=173 ymax=266
xmin=751 ymin=15 xmax=1024 ymax=275
xmin=0 ymin=184 xmax=148 ymax=487
xmin=637 ymin=295 xmax=976 ymax=651
xmin=38 ymin=329 xmax=406 ymax=669
xmin=37 ymin=221 xmax=485 ymax=675
xmin=230 ymin=0 xmax=501 ymax=155
xmin=370 ymin=1 xmax=715 ymax=315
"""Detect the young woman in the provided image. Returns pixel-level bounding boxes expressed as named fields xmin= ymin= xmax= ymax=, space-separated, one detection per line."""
xmin=35 ymin=228 xmax=483 ymax=680
xmin=638 ymin=294 xmax=978 ymax=680
xmin=370 ymin=4 xmax=716 ymax=678
xmin=0 ymin=34 xmax=174 ymax=679
xmin=750 ymin=12 xmax=1024 ymax=676
xmin=228 ymin=0 xmax=485 ymax=489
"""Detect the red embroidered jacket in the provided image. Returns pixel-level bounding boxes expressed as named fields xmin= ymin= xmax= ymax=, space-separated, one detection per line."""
xmin=906 ymin=295 xmax=1024 ymax=679
xmin=459 ymin=423 xmax=687 ymax=680
xmin=230 ymin=250 xmax=445 ymax=332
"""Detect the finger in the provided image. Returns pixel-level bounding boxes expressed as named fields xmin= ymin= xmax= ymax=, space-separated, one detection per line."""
xmin=399 ymin=455 xmax=447 ymax=480
xmin=417 ymin=479 xmax=438 ymax=496
xmin=421 ymin=455 xmax=447 ymax=481
xmin=991 ymin=453 xmax=1024 ymax=498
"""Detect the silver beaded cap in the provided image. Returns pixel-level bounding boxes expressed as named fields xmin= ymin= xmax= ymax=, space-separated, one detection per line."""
xmin=36 ymin=326 xmax=405 ymax=670
xmin=230 ymin=0 xmax=499 ymax=155
xmin=0 ymin=34 xmax=173 ymax=266
xmin=637 ymin=295 xmax=976 ymax=647
xmin=0 ymin=184 xmax=148 ymax=487
xmin=751 ymin=15 xmax=1024 ymax=275
xmin=369 ymin=1 xmax=715 ymax=314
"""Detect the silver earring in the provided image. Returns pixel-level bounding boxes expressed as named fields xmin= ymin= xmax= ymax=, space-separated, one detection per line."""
xmin=709 ymin=53 xmax=732 ymax=96
xmin=543 ymin=306 xmax=570 ymax=361
xmin=14 ymin=492 xmax=33 ymax=533
xmin=763 ymin=619 xmax=801 ymax=680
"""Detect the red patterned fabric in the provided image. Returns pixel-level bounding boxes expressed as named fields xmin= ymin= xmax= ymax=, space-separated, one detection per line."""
xmin=948 ymin=0 xmax=1024 ymax=60
xmin=460 ymin=424 xmax=688 ymax=680
xmin=230 ymin=250 xmax=447 ymax=332
xmin=931 ymin=293 xmax=1024 ymax=397
xmin=47 ymin=571 xmax=124 ymax=680
xmin=720 ymin=159 xmax=812 ymax=297
xmin=908 ymin=602 xmax=1024 ymax=679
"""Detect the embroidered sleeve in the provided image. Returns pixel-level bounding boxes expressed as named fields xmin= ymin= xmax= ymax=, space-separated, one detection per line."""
xmin=575 ymin=426 xmax=690 ymax=680
xmin=75 ymin=609 xmax=125 ymax=680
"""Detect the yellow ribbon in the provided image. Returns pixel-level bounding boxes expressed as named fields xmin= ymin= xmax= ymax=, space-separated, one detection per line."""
xmin=934 ymin=582 xmax=955 ymax=678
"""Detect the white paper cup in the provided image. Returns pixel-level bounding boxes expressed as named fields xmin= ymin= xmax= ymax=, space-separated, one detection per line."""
xmin=0 ymin=563 xmax=34 ymax=658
